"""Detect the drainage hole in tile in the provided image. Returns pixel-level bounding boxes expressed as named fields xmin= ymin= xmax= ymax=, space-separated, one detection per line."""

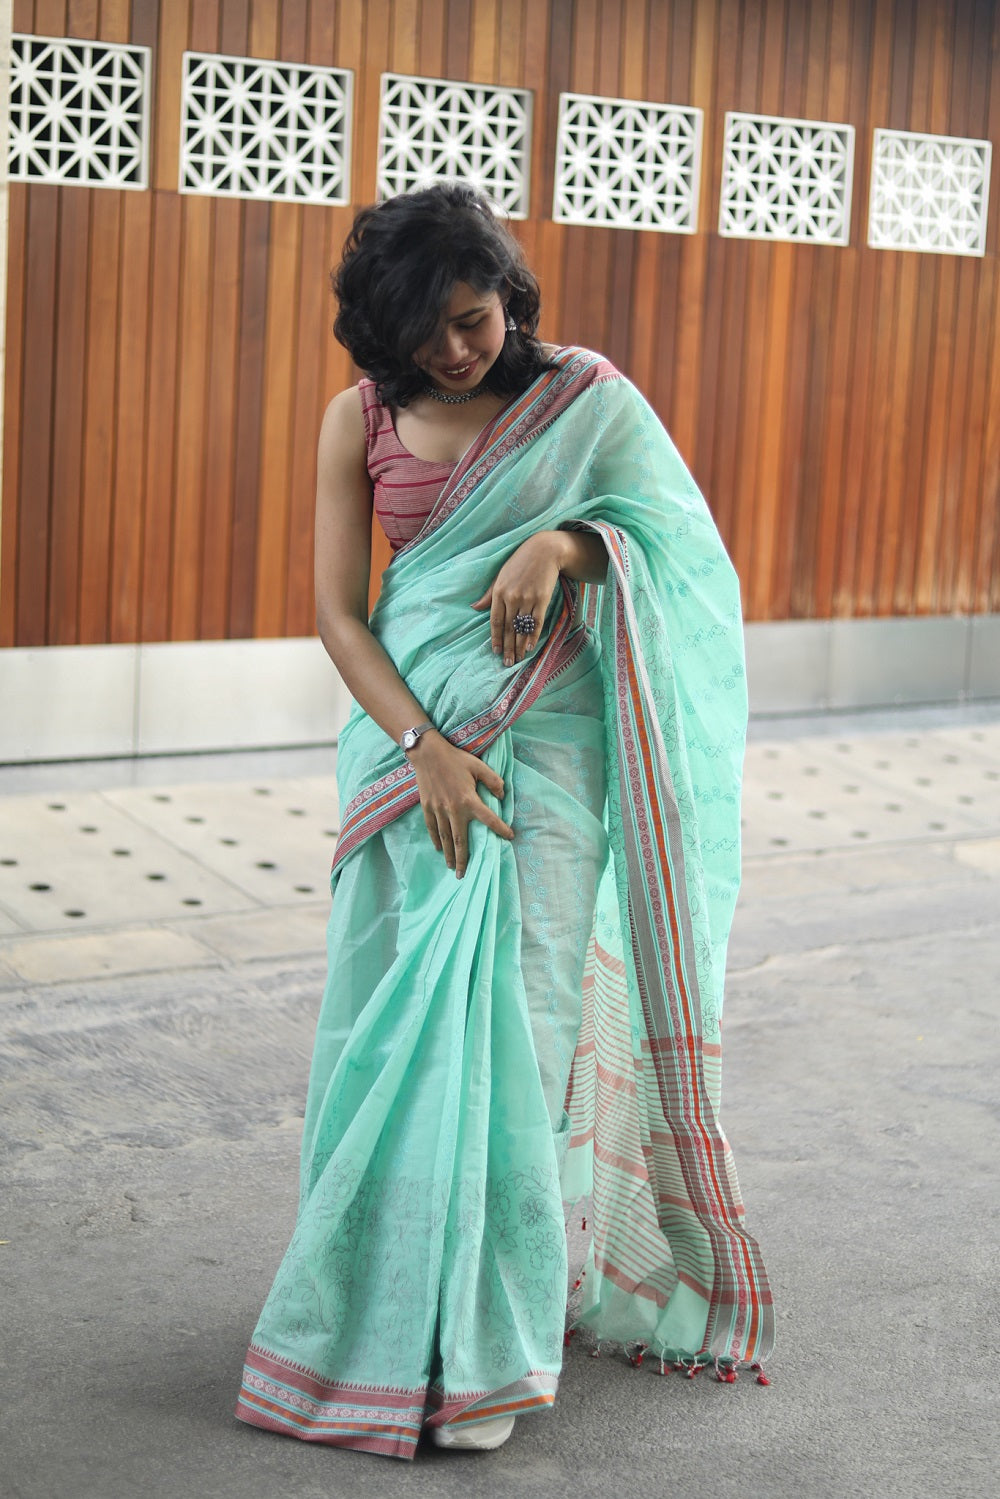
xmin=1 ymin=858 xmax=17 ymax=866
xmin=916 ymin=777 xmax=932 ymax=786
xmin=80 ymin=825 xmax=99 ymax=833
xmin=294 ymin=885 xmax=315 ymax=894
xmin=47 ymin=802 xmax=66 ymax=811
xmin=769 ymin=837 xmax=788 ymax=846
xmin=852 ymin=830 xmax=870 ymax=839
xmin=146 ymin=873 xmax=167 ymax=882
xmin=803 ymin=767 xmax=819 ymax=776
xmin=182 ymin=898 xmax=203 ymax=907
xmin=764 ymin=749 xmax=779 ymax=759
xmin=256 ymin=860 xmax=277 ymax=870
xmin=254 ymin=788 xmax=272 ymax=797
xmin=843 ymin=786 xmax=859 ymax=794
xmin=985 ymin=771 xmax=999 ymax=781
xmin=875 ymin=760 xmax=890 ymax=769
xmin=766 ymin=791 xmax=784 ymax=800
xmin=807 ymin=811 xmax=826 ymax=819
xmin=64 ymin=909 xmax=86 ymax=919
xmin=972 ymin=731 xmax=985 ymax=741
xmin=885 ymin=804 xmax=902 ymax=812
xmin=928 ymin=822 xmax=946 ymax=831
xmin=836 ymin=744 xmax=851 ymax=753
xmin=957 ymin=795 xmax=974 ymax=804
xmin=324 ymin=830 xmax=338 ymax=838
xmin=112 ymin=848 xmax=131 ymax=857
xmin=943 ymin=754 xmax=959 ymax=763
xmin=153 ymin=794 xmax=172 ymax=803
xmin=287 ymin=808 xmax=307 ymax=817
xmin=905 ymin=738 xmax=921 ymax=748
xmin=30 ymin=882 xmax=52 ymax=891
xmin=185 ymin=816 xmax=205 ymax=824
xmin=220 ymin=838 xmax=239 ymax=846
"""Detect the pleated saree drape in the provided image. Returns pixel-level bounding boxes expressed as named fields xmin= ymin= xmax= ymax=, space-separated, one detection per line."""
xmin=236 ymin=349 xmax=774 ymax=1459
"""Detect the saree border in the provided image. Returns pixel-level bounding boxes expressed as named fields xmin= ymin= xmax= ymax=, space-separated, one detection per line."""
xmin=585 ymin=519 xmax=775 ymax=1365
xmin=237 ymin=1342 xmax=556 ymax=1462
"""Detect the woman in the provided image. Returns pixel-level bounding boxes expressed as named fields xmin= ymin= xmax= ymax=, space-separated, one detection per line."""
xmin=236 ymin=185 xmax=774 ymax=1461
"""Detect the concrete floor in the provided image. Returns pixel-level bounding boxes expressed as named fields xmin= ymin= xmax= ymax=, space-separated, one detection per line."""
xmin=1 ymin=704 xmax=998 ymax=1498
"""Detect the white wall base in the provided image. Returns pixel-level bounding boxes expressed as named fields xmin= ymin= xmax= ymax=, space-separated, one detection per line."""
xmin=744 ymin=613 xmax=1000 ymax=715
xmin=0 ymin=617 xmax=997 ymax=764
xmin=0 ymin=637 xmax=352 ymax=763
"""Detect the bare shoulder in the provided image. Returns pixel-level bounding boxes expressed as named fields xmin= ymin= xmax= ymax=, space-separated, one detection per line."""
xmin=320 ymin=385 xmax=365 ymax=444
xmin=318 ymin=385 xmax=368 ymax=472
xmin=315 ymin=384 xmax=373 ymax=522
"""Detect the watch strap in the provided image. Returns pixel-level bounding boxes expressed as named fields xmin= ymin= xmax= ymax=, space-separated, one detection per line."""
xmin=401 ymin=721 xmax=434 ymax=751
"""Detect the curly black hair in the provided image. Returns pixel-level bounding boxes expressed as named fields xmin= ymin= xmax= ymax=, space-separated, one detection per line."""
xmin=332 ymin=184 xmax=556 ymax=407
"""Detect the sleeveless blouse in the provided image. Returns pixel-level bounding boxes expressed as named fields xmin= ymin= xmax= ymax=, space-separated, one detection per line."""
xmin=359 ymin=379 xmax=453 ymax=553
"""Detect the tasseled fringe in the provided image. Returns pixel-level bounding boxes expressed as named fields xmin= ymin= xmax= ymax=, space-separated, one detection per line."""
xmin=564 ymin=1329 xmax=771 ymax=1386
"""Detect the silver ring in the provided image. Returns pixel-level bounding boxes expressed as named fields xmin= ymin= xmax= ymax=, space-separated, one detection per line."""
xmin=513 ymin=613 xmax=536 ymax=636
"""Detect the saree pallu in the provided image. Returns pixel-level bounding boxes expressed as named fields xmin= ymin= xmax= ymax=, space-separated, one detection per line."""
xmin=237 ymin=349 xmax=774 ymax=1459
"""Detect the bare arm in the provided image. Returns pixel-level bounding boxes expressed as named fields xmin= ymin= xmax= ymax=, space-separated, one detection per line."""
xmin=314 ymin=388 xmax=513 ymax=877
xmin=314 ymin=388 xmax=433 ymax=743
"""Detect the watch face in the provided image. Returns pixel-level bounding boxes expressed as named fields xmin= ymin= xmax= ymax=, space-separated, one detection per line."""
xmin=402 ymin=729 xmax=418 ymax=750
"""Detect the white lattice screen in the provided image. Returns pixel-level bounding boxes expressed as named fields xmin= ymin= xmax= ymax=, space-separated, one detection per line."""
xmin=719 ymin=111 xmax=854 ymax=244
xmin=868 ymin=129 xmax=991 ymax=256
xmin=377 ymin=73 xmax=531 ymax=218
xmin=8 ymin=34 xmax=150 ymax=188
xmin=179 ymin=52 xmax=353 ymax=203
xmin=553 ymin=92 xmax=702 ymax=233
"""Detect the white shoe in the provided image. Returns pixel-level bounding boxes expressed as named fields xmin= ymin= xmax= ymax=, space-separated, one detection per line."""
xmin=431 ymin=1415 xmax=515 ymax=1451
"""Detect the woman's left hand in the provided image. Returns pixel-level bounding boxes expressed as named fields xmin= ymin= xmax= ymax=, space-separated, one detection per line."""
xmin=471 ymin=531 xmax=565 ymax=666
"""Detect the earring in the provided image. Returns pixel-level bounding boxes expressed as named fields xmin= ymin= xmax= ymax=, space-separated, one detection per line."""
xmin=505 ymin=312 xmax=516 ymax=332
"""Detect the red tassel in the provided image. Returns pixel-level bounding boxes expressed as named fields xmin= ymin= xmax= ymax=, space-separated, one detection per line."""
xmin=581 ymin=1216 xmax=587 ymax=1230
xmin=756 ymin=1372 xmax=771 ymax=1386
xmin=725 ymin=1370 xmax=738 ymax=1384
xmin=573 ymin=1277 xmax=582 ymax=1290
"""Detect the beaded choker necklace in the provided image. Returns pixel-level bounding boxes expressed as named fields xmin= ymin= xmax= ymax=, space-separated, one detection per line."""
xmin=424 ymin=383 xmax=486 ymax=405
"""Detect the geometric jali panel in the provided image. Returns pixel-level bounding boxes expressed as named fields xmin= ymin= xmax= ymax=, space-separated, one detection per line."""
xmin=553 ymin=92 xmax=702 ymax=233
xmin=8 ymin=34 xmax=150 ymax=188
xmin=868 ymin=129 xmax=991 ymax=256
xmin=377 ymin=73 xmax=531 ymax=218
xmin=719 ymin=111 xmax=855 ymax=245
xmin=179 ymin=52 xmax=353 ymax=203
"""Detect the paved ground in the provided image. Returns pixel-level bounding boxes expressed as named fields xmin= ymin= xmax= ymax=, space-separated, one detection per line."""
xmin=1 ymin=705 xmax=998 ymax=1499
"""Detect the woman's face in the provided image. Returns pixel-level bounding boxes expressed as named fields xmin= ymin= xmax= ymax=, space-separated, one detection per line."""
xmin=413 ymin=282 xmax=507 ymax=395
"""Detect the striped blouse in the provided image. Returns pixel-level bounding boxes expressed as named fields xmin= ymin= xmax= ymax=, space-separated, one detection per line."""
xmin=359 ymin=379 xmax=453 ymax=553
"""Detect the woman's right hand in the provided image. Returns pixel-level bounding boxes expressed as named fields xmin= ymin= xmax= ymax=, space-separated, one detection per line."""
xmin=409 ymin=732 xmax=514 ymax=878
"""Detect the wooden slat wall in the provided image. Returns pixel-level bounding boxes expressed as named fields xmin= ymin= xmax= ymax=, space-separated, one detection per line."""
xmin=3 ymin=0 xmax=1000 ymax=646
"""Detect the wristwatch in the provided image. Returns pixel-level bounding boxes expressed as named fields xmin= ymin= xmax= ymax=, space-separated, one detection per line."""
xmin=400 ymin=721 xmax=435 ymax=753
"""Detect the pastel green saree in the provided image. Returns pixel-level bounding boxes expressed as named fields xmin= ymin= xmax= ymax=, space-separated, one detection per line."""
xmin=236 ymin=349 xmax=774 ymax=1459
